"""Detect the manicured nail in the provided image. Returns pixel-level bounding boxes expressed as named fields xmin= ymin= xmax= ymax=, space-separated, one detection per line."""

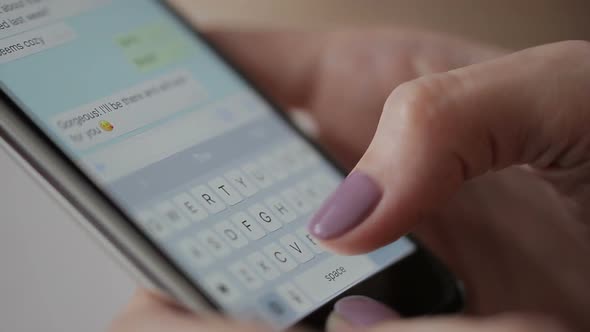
xmin=333 ymin=296 xmax=399 ymax=327
xmin=308 ymin=171 xmax=382 ymax=240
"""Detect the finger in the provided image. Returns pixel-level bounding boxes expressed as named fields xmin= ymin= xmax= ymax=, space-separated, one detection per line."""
xmin=109 ymin=289 xmax=271 ymax=332
xmin=109 ymin=290 xmax=196 ymax=332
xmin=126 ymin=289 xmax=187 ymax=312
xmin=368 ymin=315 xmax=568 ymax=332
xmin=326 ymin=297 xmax=568 ymax=332
xmin=307 ymin=40 xmax=590 ymax=253
xmin=205 ymin=29 xmax=503 ymax=109
xmin=205 ymin=30 xmax=326 ymax=107
xmin=326 ymin=296 xmax=399 ymax=332
xmin=206 ymin=29 xmax=505 ymax=170
xmin=206 ymin=29 xmax=504 ymax=106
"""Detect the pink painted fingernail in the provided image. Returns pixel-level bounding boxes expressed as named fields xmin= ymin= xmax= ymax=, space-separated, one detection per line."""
xmin=334 ymin=296 xmax=399 ymax=327
xmin=308 ymin=171 xmax=382 ymax=240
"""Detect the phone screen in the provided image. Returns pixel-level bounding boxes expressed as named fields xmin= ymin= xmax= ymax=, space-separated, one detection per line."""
xmin=0 ymin=0 xmax=416 ymax=327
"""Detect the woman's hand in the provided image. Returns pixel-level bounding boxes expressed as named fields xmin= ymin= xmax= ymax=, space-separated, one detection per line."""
xmin=109 ymin=290 xmax=274 ymax=332
xmin=307 ymin=40 xmax=590 ymax=331
xmin=110 ymin=30 xmax=590 ymax=331
xmin=207 ymin=29 xmax=502 ymax=168
xmin=110 ymin=292 xmax=568 ymax=332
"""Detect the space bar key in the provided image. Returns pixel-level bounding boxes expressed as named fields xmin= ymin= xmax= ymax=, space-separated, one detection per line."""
xmin=294 ymin=255 xmax=377 ymax=303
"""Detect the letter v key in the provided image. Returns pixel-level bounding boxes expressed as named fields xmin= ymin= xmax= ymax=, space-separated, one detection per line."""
xmin=280 ymin=234 xmax=314 ymax=263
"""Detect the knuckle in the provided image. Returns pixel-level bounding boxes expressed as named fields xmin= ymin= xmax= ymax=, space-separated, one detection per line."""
xmin=555 ymin=40 xmax=590 ymax=58
xmin=386 ymin=80 xmax=436 ymax=132
xmin=384 ymin=74 xmax=460 ymax=138
xmin=536 ymin=40 xmax=590 ymax=67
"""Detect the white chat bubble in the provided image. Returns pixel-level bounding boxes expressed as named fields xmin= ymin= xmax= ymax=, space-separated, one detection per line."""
xmin=0 ymin=0 xmax=110 ymax=39
xmin=0 ymin=22 xmax=75 ymax=63
xmin=51 ymin=70 xmax=207 ymax=150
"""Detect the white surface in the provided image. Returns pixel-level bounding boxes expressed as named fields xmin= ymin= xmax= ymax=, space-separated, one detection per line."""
xmin=0 ymin=148 xmax=135 ymax=332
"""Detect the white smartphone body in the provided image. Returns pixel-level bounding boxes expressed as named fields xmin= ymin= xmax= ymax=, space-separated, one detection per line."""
xmin=0 ymin=1 xmax=462 ymax=329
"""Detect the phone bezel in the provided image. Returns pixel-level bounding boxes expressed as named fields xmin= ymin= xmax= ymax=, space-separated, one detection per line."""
xmin=0 ymin=0 xmax=463 ymax=327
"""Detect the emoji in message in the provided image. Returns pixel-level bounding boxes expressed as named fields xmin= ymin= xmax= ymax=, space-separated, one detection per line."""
xmin=99 ymin=120 xmax=114 ymax=132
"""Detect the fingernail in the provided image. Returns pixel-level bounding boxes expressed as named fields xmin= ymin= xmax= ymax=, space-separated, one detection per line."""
xmin=333 ymin=296 xmax=399 ymax=327
xmin=308 ymin=171 xmax=382 ymax=240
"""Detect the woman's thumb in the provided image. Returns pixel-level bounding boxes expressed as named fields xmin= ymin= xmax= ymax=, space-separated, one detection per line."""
xmin=308 ymin=41 xmax=590 ymax=254
xmin=327 ymin=296 xmax=567 ymax=332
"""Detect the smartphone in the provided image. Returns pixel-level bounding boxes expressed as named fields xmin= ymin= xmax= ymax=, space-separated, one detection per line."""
xmin=0 ymin=1 xmax=462 ymax=329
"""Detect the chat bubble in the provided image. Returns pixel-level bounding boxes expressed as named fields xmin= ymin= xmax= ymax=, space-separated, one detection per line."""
xmin=0 ymin=22 xmax=75 ymax=63
xmin=51 ymin=70 xmax=207 ymax=150
xmin=116 ymin=21 xmax=194 ymax=73
xmin=0 ymin=0 xmax=110 ymax=39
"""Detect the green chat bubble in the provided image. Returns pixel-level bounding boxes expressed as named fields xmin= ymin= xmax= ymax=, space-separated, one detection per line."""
xmin=116 ymin=22 xmax=193 ymax=72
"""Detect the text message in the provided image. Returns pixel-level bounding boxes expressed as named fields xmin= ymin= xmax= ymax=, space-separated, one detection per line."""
xmin=0 ymin=0 xmax=52 ymax=33
xmin=0 ymin=0 xmax=109 ymax=39
xmin=0 ymin=22 xmax=75 ymax=63
xmin=117 ymin=22 xmax=194 ymax=73
xmin=51 ymin=70 xmax=207 ymax=150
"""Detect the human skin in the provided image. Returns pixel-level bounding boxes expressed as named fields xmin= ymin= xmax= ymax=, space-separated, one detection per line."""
xmin=109 ymin=30 xmax=590 ymax=332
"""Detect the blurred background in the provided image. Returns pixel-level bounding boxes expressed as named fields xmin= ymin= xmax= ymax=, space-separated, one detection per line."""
xmin=1 ymin=1 xmax=589 ymax=331
xmin=174 ymin=0 xmax=590 ymax=49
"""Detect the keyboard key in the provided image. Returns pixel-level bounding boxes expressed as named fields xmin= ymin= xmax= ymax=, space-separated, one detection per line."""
xmin=313 ymin=173 xmax=340 ymax=193
xmin=297 ymin=180 xmax=325 ymax=206
xmin=297 ymin=143 xmax=321 ymax=167
xmin=294 ymin=255 xmax=377 ymax=303
xmin=203 ymin=273 xmax=241 ymax=305
xmin=197 ymin=230 xmax=231 ymax=258
xmin=276 ymin=282 xmax=313 ymax=313
xmin=258 ymin=293 xmax=291 ymax=323
xmin=229 ymin=261 xmax=264 ymax=290
xmin=249 ymin=204 xmax=282 ymax=233
xmin=190 ymin=185 xmax=227 ymax=214
xmin=265 ymin=197 xmax=297 ymax=223
xmin=208 ymin=177 xmax=243 ymax=206
xmin=247 ymin=251 xmax=281 ymax=281
xmin=263 ymin=242 xmax=298 ymax=272
xmin=288 ymin=142 xmax=314 ymax=168
xmin=178 ymin=236 xmax=213 ymax=268
xmin=281 ymin=187 xmax=313 ymax=215
xmin=242 ymin=162 xmax=273 ymax=188
xmin=279 ymin=234 xmax=314 ymax=263
xmin=172 ymin=192 xmax=208 ymax=222
xmin=214 ymin=220 xmax=248 ymax=249
xmin=155 ymin=201 xmax=191 ymax=231
xmin=231 ymin=212 xmax=266 ymax=241
xmin=296 ymin=227 xmax=324 ymax=254
xmin=260 ymin=154 xmax=288 ymax=181
xmin=278 ymin=144 xmax=304 ymax=173
xmin=308 ymin=174 xmax=338 ymax=200
xmin=224 ymin=169 xmax=258 ymax=197
xmin=136 ymin=211 xmax=172 ymax=239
